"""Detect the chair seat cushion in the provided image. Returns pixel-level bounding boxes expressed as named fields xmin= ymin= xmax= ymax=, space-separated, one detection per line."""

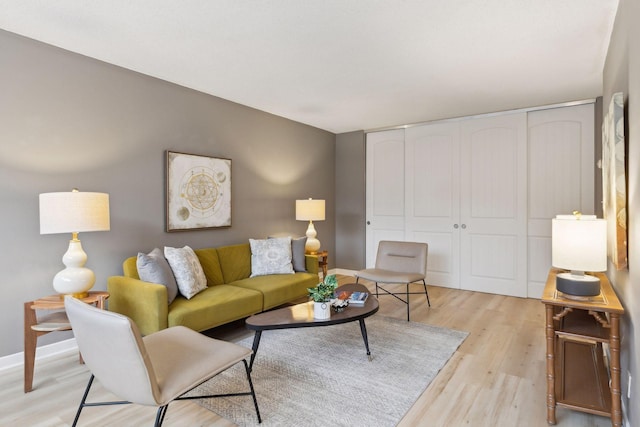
xmin=143 ymin=326 xmax=252 ymax=405
xmin=356 ymin=268 xmax=424 ymax=284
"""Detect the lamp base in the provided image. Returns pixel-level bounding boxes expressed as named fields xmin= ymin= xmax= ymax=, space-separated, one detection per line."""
xmin=556 ymin=272 xmax=601 ymax=297
xmin=52 ymin=239 xmax=96 ymax=297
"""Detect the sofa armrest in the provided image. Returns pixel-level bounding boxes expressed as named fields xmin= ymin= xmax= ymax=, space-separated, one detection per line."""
xmin=305 ymin=254 xmax=319 ymax=275
xmin=107 ymin=276 xmax=169 ymax=335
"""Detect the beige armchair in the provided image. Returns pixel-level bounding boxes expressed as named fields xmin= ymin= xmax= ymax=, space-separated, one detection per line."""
xmin=355 ymin=240 xmax=430 ymax=321
xmin=64 ymin=296 xmax=261 ymax=426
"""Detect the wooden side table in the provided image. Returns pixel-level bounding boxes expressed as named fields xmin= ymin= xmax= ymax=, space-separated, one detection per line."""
xmin=541 ymin=269 xmax=624 ymax=426
xmin=24 ymin=291 xmax=109 ymax=393
xmin=316 ymin=250 xmax=328 ymax=280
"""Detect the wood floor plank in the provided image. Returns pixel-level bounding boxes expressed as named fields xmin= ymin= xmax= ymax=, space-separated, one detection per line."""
xmin=0 ymin=274 xmax=612 ymax=426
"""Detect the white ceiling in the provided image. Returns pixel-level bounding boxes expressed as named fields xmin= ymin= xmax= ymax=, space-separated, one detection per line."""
xmin=0 ymin=1 xmax=619 ymax=133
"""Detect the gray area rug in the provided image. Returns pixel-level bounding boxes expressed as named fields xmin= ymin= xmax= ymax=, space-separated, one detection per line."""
xmin=193 ymin=315 xmax=467 ymax=426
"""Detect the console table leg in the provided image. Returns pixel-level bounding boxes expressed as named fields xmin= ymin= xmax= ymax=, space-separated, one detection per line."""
xmin=610 ymin=314 xmax=622 ymax=427
xmin=545 ymin=304 xmax=557 ymax=425
xmin=358 ymin=319 xmax=373 ymax=361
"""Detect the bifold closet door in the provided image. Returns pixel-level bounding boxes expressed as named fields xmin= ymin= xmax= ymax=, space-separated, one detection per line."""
xmin=365 ymin=129 xmax=405 ymax=268
xmin=459 ymin=113 xmax=528 ymax=297
xmin=405 ymin=122 xmax=461 ymax=288
xmin=527 ymin=103 xmax=595 ymax=297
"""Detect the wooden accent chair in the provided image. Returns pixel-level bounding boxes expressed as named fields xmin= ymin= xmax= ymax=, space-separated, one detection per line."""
xmin=355 ymin=241 xmax=430 ymax=321
xmin=64 ymin=296 xmax=261 ymax=426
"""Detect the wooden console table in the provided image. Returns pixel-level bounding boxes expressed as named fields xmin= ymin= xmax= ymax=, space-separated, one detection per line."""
xmin=24 ymin=291 xmax=109 ymax=392
xmin=541 ymin=268 xmax=623 ymax=426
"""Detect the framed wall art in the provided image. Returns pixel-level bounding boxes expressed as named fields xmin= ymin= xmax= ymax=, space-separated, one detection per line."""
xmin=602 ymin=92 xmax=627 ymax=269
xmin=166 ymin=151 xmax=231 ymax=231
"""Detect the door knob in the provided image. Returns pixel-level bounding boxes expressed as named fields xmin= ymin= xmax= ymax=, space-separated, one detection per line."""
xmin=453 ymin=224 xmax=459 ymax=229
xmin=461 ymin=224 xmax=467 ymax=229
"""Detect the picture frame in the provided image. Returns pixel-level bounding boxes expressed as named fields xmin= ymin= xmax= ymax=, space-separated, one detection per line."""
xmin=166 ymin=151 xmax=231 ymax=231
xmin=602 ymin=92 xmax=627 ymax=269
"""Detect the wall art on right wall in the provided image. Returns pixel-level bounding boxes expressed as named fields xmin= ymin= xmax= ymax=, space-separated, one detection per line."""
xmin=602 ymin=92 xmax=628 ymax=270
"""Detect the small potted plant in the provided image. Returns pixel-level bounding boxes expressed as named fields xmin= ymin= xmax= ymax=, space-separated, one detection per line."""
xmin=308 ymin=274 xmax=338 ymax=319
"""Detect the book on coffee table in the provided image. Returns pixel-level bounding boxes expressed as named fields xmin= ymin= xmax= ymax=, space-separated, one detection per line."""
xmin=348 ymin=291 xmax=369 ymax=305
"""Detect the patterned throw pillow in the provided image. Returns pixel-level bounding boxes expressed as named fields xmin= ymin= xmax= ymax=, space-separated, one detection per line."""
xmin=137 ymin=248 xmax=179 ymax=304
xmin=164 ymin=246 xmax=208 ymax=299
xmin=249 ymin=237 xmax=295 ymax=277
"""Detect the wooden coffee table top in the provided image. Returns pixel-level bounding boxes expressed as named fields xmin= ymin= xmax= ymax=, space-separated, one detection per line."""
xmin=246 ymin=283 xmax=378 ymax=331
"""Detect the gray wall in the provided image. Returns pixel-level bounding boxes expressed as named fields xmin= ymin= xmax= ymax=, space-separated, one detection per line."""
xmin=0 ymin=30 xmax=335 ymax=357
xmin=602 ymin=0 xmax=639 ymax=424
xmin=335 ymin=131 xmax=365 ymax=269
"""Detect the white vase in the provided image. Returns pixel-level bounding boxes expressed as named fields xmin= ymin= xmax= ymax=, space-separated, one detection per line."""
xmin=313 ymin=301 xmax=331 ymax=320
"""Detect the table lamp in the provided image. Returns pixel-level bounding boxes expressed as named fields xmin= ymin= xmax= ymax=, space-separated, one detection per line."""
xmin=296 ymin=198 xmax=325 ymax=253
xmin=39 ymin=189 xmax=110 ymax=298
xmin=551 ymin=212 xmax=607 ymax=298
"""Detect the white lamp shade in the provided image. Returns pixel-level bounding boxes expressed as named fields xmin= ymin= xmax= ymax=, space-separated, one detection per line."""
xmin=40 ymin=191 xmax=110 ymax=234
xmin=296 ymin=199 xmax=325 ymax=221
xmin=552 ymin=215 xmax=607 ymax=272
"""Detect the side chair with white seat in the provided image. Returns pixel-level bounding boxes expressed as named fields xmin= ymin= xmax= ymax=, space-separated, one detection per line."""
xmin=64 ymin=295 xmax=261 ymax=426
xmin=355 ymin=240 xmax=430 ymax=321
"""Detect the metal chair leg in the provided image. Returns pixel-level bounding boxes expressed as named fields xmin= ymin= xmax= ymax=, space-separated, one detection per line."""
xmin=72 ymin=374 xmax=95 ymax=427
xmin=243 ymin=359 xmax=262 ymax=423
xmin=406 ymin=283 xmax=410 ymax=321
xmin=423 ymin=279 xmax=431 ymax=307
xmin=155 ymin=404 xmax=169 ymax=427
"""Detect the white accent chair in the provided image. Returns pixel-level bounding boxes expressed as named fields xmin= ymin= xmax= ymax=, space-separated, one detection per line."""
xmin=64 ymin=296 xmax=261 ymax=426
xmin=355 ymin=241 xmax=430 ymax=321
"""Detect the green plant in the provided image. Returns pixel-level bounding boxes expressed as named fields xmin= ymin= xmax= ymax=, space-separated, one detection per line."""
xmin=307 ymin=274 xmax=338 ymax=302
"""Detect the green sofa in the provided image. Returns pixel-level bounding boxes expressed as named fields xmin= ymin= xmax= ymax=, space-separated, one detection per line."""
xmin=107 ymin=243 xmax=319 ymax=336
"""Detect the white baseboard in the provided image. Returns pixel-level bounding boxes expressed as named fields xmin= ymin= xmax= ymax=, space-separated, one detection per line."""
xmin=0 ymin=338 xmax=78 ymax=372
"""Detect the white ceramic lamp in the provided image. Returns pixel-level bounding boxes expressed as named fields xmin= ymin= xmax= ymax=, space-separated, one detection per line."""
xmin=39 ymin=189 xmax=110 ymax=297
xmin=296 ymin=198 xmax=325 ymax=254
xmin=551 ymin=213 xmax=607 ymax=298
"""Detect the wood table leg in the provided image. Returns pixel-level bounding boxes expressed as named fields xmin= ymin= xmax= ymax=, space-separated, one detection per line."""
xmin=610 ymin=314 xmax=622 ymax=427
xmin=24 ymin=301 xmax=37 ymax=393
xmin=545 ymin=304 xmax=557 ymax=425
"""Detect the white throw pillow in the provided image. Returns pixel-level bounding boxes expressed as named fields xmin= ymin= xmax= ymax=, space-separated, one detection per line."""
xmin=164 ymin=246 xmax=207 ymax=299
xmin=249 ymin=237 xmax=294 ymax=277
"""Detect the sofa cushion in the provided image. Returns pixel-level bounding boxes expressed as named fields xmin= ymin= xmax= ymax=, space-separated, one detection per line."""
xmin=168 ymin=285 xmax=263 ymax=331
xmin=164 ymin=246 xmax=207 ymax=299
xmin=137 ymin=248 xmax=179 ymax=304
xmin=230 ymin=272 xmax=318 ymax=310
xmin=249 ymin=237 xmax=294 ymax=277
xmin=194 ymin=248 xmax=225 ymax=286
xmin=217 ymin=243 xmax=252 ymax=283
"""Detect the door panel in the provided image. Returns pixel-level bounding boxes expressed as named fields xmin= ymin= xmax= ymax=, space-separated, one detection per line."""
xmin=405 ymin=122 xmax=460 ymax=288
xmin=460 ymin=113 xmax=527 ymax=297
xmin=527 ymin=103 xmax=594 ymax=297
xmin=366 ymin=129 xmax=405 ymax=267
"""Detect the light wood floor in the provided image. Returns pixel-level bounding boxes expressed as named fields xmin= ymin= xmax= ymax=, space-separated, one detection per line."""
xmin=0 ymin=275 xmax=612 ymax=426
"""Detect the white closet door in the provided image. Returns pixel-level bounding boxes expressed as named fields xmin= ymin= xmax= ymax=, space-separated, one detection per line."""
xmin=459 ymin=113 xmax=528 ymax=297
xmin=405 ymin=122 xmax=461 ymax=288
xmin=527 ymin=103 xmax=595 ymax=297
xmin=365 ymin=129 xmax=405 ymax=267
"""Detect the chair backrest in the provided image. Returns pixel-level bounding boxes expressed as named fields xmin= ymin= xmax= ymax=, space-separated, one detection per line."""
xmin=375 ymin=241 xmax=428 ymax=276
xmin=64 ymin=296 xmax=161 ymax=406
